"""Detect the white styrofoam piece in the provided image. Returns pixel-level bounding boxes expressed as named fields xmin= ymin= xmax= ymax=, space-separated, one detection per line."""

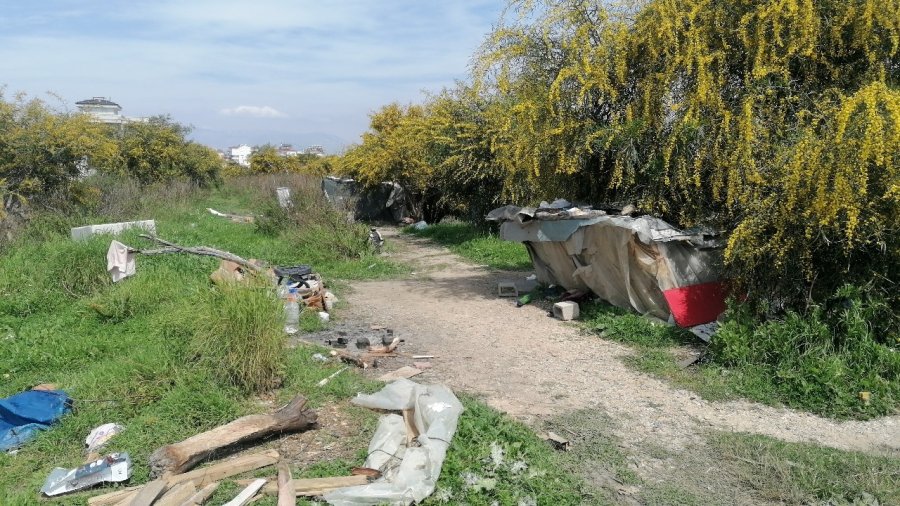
xmin=71 ymin=220 xmax=156 ymax=241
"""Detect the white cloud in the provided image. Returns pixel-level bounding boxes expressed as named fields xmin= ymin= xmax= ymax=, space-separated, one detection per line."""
xmin=220 ymin=105 xmax=287 ymax=118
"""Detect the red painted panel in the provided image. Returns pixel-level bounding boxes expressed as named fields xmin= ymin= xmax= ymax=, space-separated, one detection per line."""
xmin=663 ymin=282 xmax=728 ymax=327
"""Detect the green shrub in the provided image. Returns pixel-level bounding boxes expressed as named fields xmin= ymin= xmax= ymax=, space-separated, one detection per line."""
xmin=711 ymin=287 xmax=900 ymax=419
xmin=191 ymin=281 xmax=286 ymax=393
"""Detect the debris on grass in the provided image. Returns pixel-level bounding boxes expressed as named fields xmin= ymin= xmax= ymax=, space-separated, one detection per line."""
xmin=0 ymin=388 xmax=72 ymax=452
xmin=41 ymin=453 xmax=132 ymax=497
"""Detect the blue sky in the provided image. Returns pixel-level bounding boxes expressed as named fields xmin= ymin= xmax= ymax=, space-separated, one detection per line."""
xmin=0 ymin=1 xmax=502 ymax=152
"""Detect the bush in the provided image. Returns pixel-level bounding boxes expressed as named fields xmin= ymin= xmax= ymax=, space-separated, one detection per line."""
xmin=711 ymin=287 xmax=900 ymax=419
xmin=190 ymin=281 xmax=286 ymax=393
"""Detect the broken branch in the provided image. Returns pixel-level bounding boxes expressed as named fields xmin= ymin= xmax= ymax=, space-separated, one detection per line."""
xmin=137 ymin=234 xmax=263 ymax=273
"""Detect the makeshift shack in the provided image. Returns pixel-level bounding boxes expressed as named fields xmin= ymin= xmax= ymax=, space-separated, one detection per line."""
xmin=322 ymin=176 xmax=409 ymax=222
xmin=488 ymin=203 xmax=728 ymax=327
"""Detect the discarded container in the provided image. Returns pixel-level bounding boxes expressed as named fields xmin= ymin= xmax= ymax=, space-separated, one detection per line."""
xmin=284 ymin=289 xmax=300 ymax=334
xmin=516 ymin=293 xmax=533 ymax=307
xmin=41 ymin=453 xmax=132 ymax=496
xmin=412 ymin=221 xmax=428 ymax=230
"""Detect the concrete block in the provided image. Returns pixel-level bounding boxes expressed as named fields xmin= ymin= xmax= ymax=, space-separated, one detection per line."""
xmin=498 ymin=282 xmax=518 ymax=297
xmin=553 ymin=301 xmax=580 ymax=321
xmin=71 ymin=220 xmax=156 ymax=241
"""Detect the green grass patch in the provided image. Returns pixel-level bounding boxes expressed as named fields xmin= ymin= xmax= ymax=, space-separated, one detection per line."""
xmin=404 ymin=222 xmax=532 ymax=270
xmin=711 ymin=432 xmax=900 ymax=505
xmin=424 ymin=395 xmax=585 ymax=505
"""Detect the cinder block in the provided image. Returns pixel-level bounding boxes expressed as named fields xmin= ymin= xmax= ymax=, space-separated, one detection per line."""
xmin=498 ymin=282 xmax=518 ymax=297
xmin=553 ymin=301 xmax=580 ymax=321
xmin=71 ymin=220 xmax=156 ymax=241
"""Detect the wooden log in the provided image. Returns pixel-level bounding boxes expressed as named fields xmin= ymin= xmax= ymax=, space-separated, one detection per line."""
xmin=127 ymin=479 xmax=167 ymax=506
xmin=180 ymin=482 xmax=220 ymax=506
xmin=277 ymin=462 xmax=293 ymax=506
xmin=155 ymin=482 xmax=197 ymax=506
xmin=149 ymin=397 xmax=315 ymax=476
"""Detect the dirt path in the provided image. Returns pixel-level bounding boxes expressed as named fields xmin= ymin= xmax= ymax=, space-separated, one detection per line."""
xmin=343 ymin=229 xmax=899 ymax=463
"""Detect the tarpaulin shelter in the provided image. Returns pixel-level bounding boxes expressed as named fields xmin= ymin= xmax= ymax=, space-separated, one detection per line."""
xmin=488 ymin=203 xmax=728 ymax=327
xmin=322 ymin=176 xmax=409 ymax=222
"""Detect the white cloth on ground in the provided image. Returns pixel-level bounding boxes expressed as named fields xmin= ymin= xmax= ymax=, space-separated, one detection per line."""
xmin=106 ymin=240 xmax=136 ymax=282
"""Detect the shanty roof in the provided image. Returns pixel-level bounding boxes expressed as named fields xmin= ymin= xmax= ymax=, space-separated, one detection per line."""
xmin=75 ymin=97 xmax=120 ymax=107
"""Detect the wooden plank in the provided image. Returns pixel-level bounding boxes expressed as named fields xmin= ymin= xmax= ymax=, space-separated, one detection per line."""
xmin=277 ymin=462 xmax=293 ymax=506
xmin=149 ymin=397 xmax=314 ymax=476
xmin=88 ymin=486 xmax=142 ymax=506
xmin=377 ymin=366 xmax=422 ymax=382
xmin=127 ymin=479 xmax=167 ymax=506
xmin=223 ymin=479 xmax=267 ymax=506
xmin=180 ymin=482 xmax=220 ymax=506
xmin=155 ymin=482 xmax=196 ymax=506
xmin=167 ymin=449 xmax=280 ymax=488
xmin=238 ymin=475 xmax=369 ymax=496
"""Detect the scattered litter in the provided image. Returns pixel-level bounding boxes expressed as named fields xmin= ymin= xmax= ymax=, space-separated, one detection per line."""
xmin=311 ymin=353 xmax=329 ymax=362
xmin=377 ymin=366 xmax=423 ymax=382
xmin=412 ymin=220 xmax=428 ymax=230
xmin=1 ymin=389 xmax=72 ymax=452
xmin=71 ymin=220 xmax=155 ymax=241
xmin=689 ymin=321 xmax=719 ymax=343
xmin=552 ymin=301 xmax=580 ymax=321
xmin=323 ymin=379 xmax=463 ymax=505
xmin=411 ymin=355 xmax=435 ymax=360
xmin=207 ymin=208 xmax=255 ymax=223
xmin=545 ymin=432 xmax=571 ymax=451
xmin=324 ymin=291 xmax=338 ymax=311
xmin=516 ymin=292 xmax=533 ymax=307
xmin=318 ymin=367 xmax=349 ymax=387
xmin=85 ymin=423 xmax=123 ymax=454
xmin=319 ymin=311 xmax=331 ymax=323
xmin=369 ymin=228 xmax=385 ymax=253
xmin=283 ymin=288 xmax=300 ymax=334
xmin=224 ymin=478 xmax=267 ymax=506
xmin=41 ymin=453 xmax=132 ymax=496
xmin=106 ymin=240 xmax=136 ymax=282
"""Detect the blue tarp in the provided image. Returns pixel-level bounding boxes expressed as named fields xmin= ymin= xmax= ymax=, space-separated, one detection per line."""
xmin=0 ymin=390 xmax=71 ymax=451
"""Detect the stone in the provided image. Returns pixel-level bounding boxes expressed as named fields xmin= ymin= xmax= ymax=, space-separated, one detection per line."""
xmin=552 ymin=301 xmax=580 ymax=321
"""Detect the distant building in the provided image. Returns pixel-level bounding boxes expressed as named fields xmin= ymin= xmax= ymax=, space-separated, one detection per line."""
xmin=229 ymin=144 xmax=253 ymax=167
xmin=277 ymin=143 xmax=301 ymax=157
xmin=304 ymin=145 xmax=326 ymax=157
xmin=76 ymin=97 xmax=146 ymax=125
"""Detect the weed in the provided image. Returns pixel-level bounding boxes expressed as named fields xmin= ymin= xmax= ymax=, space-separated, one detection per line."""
xmin=191 ymin=281 xmax=286 ymax=393
xmin=711 ymin=432 xmax=900 ymax=505
xmin=404 ymin=222 xmax=532 ymax=270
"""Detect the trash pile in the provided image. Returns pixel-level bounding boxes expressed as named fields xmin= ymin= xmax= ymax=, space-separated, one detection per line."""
xmin=489 ymin=200 xmax=729 ymax=336
xmin=9 ymin=380 xmax=460 ymax=505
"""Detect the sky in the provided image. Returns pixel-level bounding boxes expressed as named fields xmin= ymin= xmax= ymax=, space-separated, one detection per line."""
xmin=0 ymin=0 xmax=503 ymax=152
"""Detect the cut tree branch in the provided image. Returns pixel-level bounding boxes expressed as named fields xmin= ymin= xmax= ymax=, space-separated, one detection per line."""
xmin=136 ymin=234 xmax=263 ymax=273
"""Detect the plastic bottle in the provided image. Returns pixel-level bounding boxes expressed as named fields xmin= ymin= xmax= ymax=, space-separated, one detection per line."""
xmin=516 ymin=293 xmax=533 ymax=307
xmin=284 ymin=288 xmax=300 ymax=334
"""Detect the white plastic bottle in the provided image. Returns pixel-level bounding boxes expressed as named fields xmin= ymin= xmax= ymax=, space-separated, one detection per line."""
xmin=284 ymin=288 xmax=300 ymax=334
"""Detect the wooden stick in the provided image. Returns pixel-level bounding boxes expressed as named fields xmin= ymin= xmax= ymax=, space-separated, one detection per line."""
xmin=155 ymin=482 xmax=196 ymax=506
xmin=137 ymin=234 xmax=263 ymax=273
xmin=277 ymin=462 xmax=293 ymax=506
xmin=239 ymin=476 xmax=369 ymax=497
xmin=223 ymin=479 xmax=267 ymax=506
xmin=149 ymin=397 xmax=315 ymax=476
xmin=180 ymin=482 xmax=220 ymax=506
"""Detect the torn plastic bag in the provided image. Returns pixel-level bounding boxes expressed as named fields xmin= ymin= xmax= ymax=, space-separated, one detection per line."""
xmin=0 ymin=389 xmax=72 ymax=452
xmin=323 ymin=379 xmax=463 ymax=506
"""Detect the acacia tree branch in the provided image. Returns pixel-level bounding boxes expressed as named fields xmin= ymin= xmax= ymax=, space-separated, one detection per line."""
xmin=136 ymin=234 xmax=263 ymax=273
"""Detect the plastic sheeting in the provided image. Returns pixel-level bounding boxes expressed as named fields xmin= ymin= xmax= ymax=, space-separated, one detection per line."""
xmin=491 ymin=206 xmax=727 ymax=327
xmin=0 ymin=390 xmax=72 ymax=451
xmin=321 ymin=177 xmax=409 ymax=222
xmin=323 ymin=379 xmax=464 ymax=506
